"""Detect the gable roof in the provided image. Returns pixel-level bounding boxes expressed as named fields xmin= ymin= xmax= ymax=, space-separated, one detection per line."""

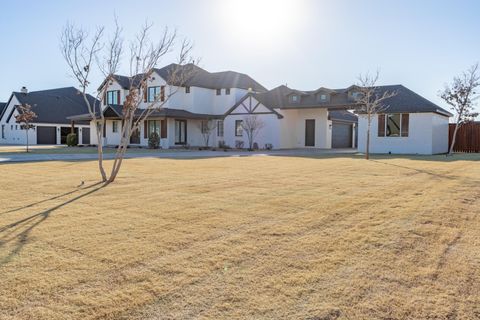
xmin=103 ymin=64 xmax=267 ymax=92
xmin=0 ymin=102 xmax=6 ymax=116
xmin=224 ymin=93 xmax=283 ymax=119
xmin=251 ymin=84 xmax=452 ymax=116
xmin=6 ymin=87 xmax=98 ymax=125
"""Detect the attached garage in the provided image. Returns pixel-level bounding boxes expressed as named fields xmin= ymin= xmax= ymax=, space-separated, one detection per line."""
xmin=332 ymin=122 xmax=353 ymax=148
xmin=36 ymin=126 xmax=57 ymax=144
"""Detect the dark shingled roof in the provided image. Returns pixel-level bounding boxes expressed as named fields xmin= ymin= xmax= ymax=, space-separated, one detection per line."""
xmin=104 ymin=64 xmax=267 ymax=92
xmin=329 ymin=110 xmax=358 ymax=123
xmin=0 ymin=102 xmax=6 ymax=116
xmin=10 ymin=87 xmax=98 ymax=125
xmin=68 ymin=104 xmax=222 ymax=121
xmin=252 ymin=84 xmax=452 ymax=116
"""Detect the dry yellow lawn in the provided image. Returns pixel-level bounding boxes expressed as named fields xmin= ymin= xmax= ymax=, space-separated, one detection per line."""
xmin=0 ymin=155 xmax=479 ymax=320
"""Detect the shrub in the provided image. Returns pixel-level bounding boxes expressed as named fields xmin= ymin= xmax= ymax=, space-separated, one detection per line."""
xmin=148 ymin=132 xmax=160 ymax=149
xmin=235 ymin=140 xmax=244 ymax=149
xmin=66 ymin=133 xmax=78 ymax=147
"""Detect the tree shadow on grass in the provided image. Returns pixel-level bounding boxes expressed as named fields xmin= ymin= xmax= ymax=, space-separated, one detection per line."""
xmin=0 ymin=182 xmax=103 ymax=216
xmin=0 ymin=183 xmax=106 ymax=265
xmin=370 ymin=160 xmax=458 ymax=180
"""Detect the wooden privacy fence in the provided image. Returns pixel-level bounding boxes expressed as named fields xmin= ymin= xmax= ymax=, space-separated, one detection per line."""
xmin=449 ymin=122 xmax=480 ymax=153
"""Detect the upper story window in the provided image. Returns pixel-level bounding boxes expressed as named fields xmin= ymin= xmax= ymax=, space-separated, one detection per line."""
xmin=216 ymin=89 xmax=221 ymax=96
xmin=378 ymin=113 xmax=409 ymax=137
xmin=351 ymin=91 xmax=363 ymax=101
xmin=225 ymin=88 xmax=231 ymax=95
xmin=290 ymin=95 xmax=299 ymax=103
xmin=185 ymin=86 xmax=190 ymax=94
xmin=319 ymin=94 xmax=328 ymax=102
xmin=106 ymin=90 xmax=120 ymax=105
xmin=148 ymin=86 xmax=165 ymax=102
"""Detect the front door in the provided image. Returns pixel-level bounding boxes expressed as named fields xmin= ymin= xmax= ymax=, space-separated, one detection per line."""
xmin=130 ymin=128 xmax=140 ymax=144
xmin=175 ymin=120 xmax=187 ymax=145
xmin=305 ymin=119 xmax=315 ymax=147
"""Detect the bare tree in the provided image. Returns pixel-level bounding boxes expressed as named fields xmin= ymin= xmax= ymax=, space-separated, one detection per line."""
xmin=61 ymin=20 xmax=196 ymax=183
xmin=356 ymin=71 xmax=396 ymax=160
xmin=440 ymin=63 xmax=480 ymax=155
xmin=15 ymin=104 xmax=37 ymax=153
xmin=241 ymin=115 xmax=265 ymax=150
xmin=61 ymin=23 xmax=114 ymax=181
xmin=197 ymin=119 xmax=217 ymax=148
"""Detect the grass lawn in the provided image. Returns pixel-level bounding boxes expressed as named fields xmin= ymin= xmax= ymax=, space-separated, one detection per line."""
xmin=0 ymin=155 xmax=479 ymax=319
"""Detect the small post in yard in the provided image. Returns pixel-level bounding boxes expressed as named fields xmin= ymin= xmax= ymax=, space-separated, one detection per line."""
xmin=71 ymin=120 xmax=75 ymax=133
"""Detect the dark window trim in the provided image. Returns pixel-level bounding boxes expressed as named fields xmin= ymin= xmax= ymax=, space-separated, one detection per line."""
xmin=235 ymin=120 xmax=243 ymax=137
xmin=174 ymin=119 xmax=187 ymax=145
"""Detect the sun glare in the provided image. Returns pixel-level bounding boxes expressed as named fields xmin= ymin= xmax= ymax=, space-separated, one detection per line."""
xmin=216 ymin=0 xmax=308 ymax=50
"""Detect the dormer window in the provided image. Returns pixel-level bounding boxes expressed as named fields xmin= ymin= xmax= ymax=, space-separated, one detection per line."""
xmin=290 ymin=95 xmax=299 ymax=103
xmin=351 ymin=91 xmax=363 ymax=100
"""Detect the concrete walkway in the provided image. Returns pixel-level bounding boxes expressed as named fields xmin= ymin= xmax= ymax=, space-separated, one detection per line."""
xmin=0 ymin=148 xmax=357 ymax=163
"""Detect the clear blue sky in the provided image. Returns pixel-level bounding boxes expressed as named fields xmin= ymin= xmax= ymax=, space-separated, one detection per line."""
xmin=1 ymin=0 xmax=479 ymax=112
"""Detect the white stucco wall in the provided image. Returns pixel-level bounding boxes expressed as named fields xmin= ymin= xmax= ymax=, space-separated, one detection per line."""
xmin=357 ymin=112 xmax=449 ymax=154
xmin=223 ymin=113 xmax=280 ymax=149
xmin=277 ymin=108 xmax=330 ymax=149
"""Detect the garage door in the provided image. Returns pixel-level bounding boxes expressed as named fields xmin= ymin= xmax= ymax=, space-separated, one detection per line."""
xmin=82 ymin=128 xmax=90 ymax=145
xmin=332 ymin=122 xmax=352 ymax=148
xmin=36 ymin=126 xmax=57 ymax=145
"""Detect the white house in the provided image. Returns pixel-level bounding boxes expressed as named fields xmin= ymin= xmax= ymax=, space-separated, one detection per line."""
xmin=356 ymin=85 xmax=452 ymax=154
xmin=70 ymin=64 xmax=357 ymax=150
xmin=69 ymin=64 xmax=449 ymax=154
xmin=0 ymin=87 xmax=95 ymax=145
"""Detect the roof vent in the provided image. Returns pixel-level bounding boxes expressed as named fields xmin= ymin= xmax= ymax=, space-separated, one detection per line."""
xmin=21 ymin=86 xmax=28 ymax=94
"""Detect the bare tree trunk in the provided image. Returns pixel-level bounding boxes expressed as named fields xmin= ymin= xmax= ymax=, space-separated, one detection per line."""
xmin=96 ymin=128 xmax=107 ymax=182
xmin=26 ymin=129 xmax=29 ymax=153
xmin=366 ymin=116 xmax=371 ymax=160
xmin=448 ymin=121 xmax=460 ymax=156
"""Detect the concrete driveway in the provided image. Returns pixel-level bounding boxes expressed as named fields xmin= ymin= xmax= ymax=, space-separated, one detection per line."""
xmin=0 ymin=147 xmax=358 ymax=163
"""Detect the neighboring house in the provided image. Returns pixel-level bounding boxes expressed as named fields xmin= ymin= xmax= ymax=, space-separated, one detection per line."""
xmin=0 ymin=87 xmax=97 ymax=145
xmin=356 ymin=85 xmax=452 ymax=154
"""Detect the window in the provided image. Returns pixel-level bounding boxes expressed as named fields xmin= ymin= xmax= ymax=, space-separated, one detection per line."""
xmin=161 ymin=86 xmax=165 ymax=101
xmin=320 ymin=94 xmax=327 ymax=101
xmin=1 ymin=125 xmax=4 ymax=139
xmin=290 ymin=95 xmax=298 ymax=103
xmin=148 ymin=120 xmax=160 ymax=136
xmin=216 ymin=89 xmax=221 ymax=96
xmin=112 ymin=121 xmax=118 ymax=133
xmin=15 ymin=125 xmax=18 ymax=130
xmin=107 ymin=90 xmax=120 ymax=105
xmin=185 ymin=86 xmax=190 ymax=94
xmin=201 ymin=121 xmax=209 ymax=134
xmin=225 ymin=88 xmax=230 ymax=95
xmin=235 ymin=120 xmax=243 ymax=136
xmin=217 ymin=120 xmax=224 ymax=137
xmin=378 ymin=113 xmax=409 ymax=137
xmin=351 ymin=91 xmax=363 ymax=100
xmin=11 ymin=125 xmax=13 ymax=130
xmin=148 ymin=86 xmax=160 ymax=102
